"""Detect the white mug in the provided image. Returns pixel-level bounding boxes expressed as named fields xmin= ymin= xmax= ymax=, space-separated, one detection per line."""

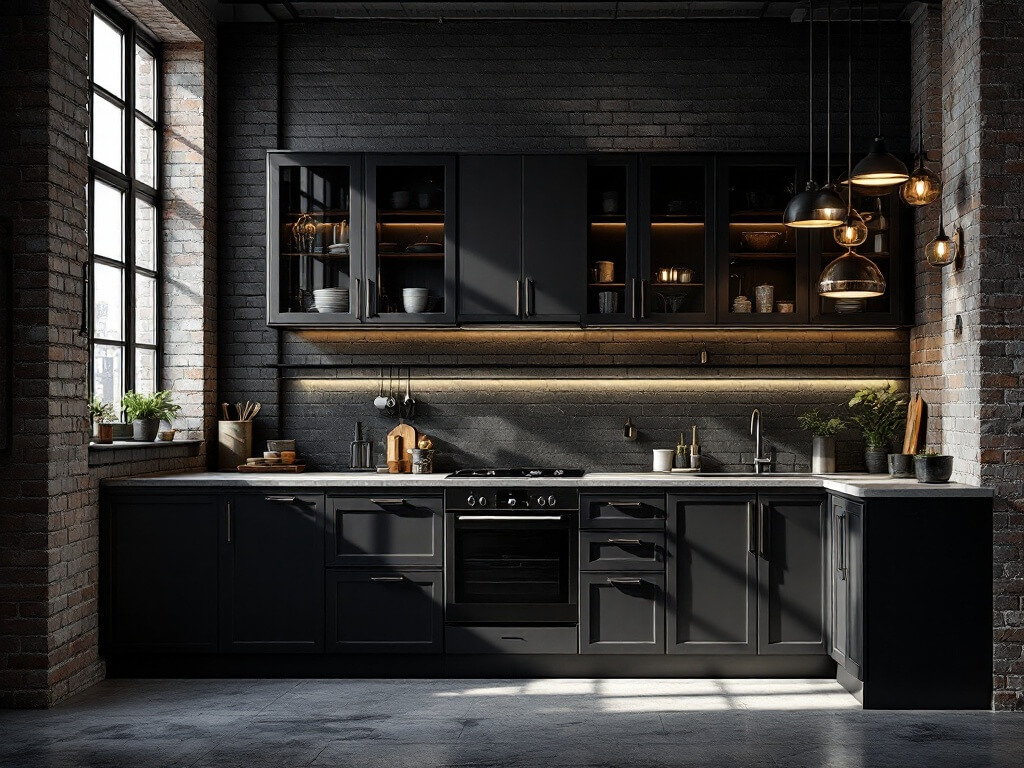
xmin=653 ymin=449 xmax=675 ymax=472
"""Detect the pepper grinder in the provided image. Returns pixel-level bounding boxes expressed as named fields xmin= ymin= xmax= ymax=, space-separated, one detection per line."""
xmin=674 ymin=432 xmax=688 ymax=468
xmin=350 ymin=421 xmax=372 ymax=470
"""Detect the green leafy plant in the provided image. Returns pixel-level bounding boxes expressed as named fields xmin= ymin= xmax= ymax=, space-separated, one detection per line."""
xmin=917 ymin=447 xmax=946 ymax=457
xmin=88 ymin=396 xmax=117 ymax=424
xmin=797 ymin=410 xmax=846 ymax=437
xmin=848 ymin=383 xmax=908 ymax=451
xmin=121 ymin=390 xmax=181 ymax=423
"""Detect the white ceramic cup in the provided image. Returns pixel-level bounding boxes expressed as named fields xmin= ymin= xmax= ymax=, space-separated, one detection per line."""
xmin=653 ymin=449 xmax=675 ymax=472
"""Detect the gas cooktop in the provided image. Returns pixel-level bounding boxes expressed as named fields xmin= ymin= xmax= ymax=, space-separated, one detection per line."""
xmin=447 ymin=467 xmax=585 ymax=478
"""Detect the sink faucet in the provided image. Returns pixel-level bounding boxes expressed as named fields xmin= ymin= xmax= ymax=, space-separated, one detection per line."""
xmin=750 ymin=409 xmax=773 ymax=474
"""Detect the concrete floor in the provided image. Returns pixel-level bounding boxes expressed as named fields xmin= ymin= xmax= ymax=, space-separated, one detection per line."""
xmin=0 ymin=678 xmax=1021 ymax=767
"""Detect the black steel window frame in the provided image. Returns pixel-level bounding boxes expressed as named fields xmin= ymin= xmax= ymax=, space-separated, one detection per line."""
xmin=88 ymin=1 xmax=162 ymax=401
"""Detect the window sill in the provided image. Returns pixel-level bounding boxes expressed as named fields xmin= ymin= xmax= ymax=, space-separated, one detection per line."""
xmin=89 ymin=439 xmax=203 ymax=467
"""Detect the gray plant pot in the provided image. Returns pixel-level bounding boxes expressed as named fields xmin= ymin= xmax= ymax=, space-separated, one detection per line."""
xmin=811 ymin=436 xmax=836 ymax=474
xmin=887 ymin=453 xmax=915 ymax=478
xmin=915 ymin=455 xmax=954 ymax=484
xmin=133 ymin=418 xmax=160 ymax=442
xmin=864 ymin=448 xmax=889 ymax=474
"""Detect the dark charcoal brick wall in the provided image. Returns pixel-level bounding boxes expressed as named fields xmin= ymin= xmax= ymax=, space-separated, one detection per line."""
xmin=218 ymin=19 xmax=912 ymax=473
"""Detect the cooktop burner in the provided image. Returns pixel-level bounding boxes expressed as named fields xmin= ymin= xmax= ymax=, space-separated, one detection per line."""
xmin=448 ymin=467 xmax=585 ymax=478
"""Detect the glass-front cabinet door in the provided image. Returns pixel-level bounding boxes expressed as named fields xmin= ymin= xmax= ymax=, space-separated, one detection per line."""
xmin=267 ymin=153 xmax=364 ymax=326
xmin=584 ymin=156 xmax=637 ymax=323
xmin=640 ymin=156 xmax=715 ymax=324
xmin=811 ymin=181 xmax=908 ymax=325
xmin=717 ymin=157 xmax=808 ymax=324
xmin=365 ymin=155 xmax=456 ymax=324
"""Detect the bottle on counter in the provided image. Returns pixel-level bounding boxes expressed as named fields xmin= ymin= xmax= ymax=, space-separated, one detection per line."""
xmin=689 ymin=425 xmax=702 ymax=470
xmin=674 ymin=432 xmax=689 ymax=468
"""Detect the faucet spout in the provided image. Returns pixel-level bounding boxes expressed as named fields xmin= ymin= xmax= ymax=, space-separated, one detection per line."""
xmin=750 ymin=408 xmax=771 ymax=474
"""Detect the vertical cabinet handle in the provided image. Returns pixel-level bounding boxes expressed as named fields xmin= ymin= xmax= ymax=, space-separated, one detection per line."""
xmin=640 ymin=279 xmax=648 ymax=319
xmin=526 ymin=278 xmax=535 ymax=317
xmin=631 ymin=278 xmax=638 ymax=320
xmin=758 ymin=503 xmax=768 ymax=559
xmin=839 ymin=512 xmax=848 ymax=581
xmin=226 ymin=500 xmax=233 ymax=544
xmin=747 ymin=501 xmax=756 ymax=554
xmin=354 ymin=279 xmax=361 ymax=320
xmin=515 ymin=279 xmax=522 ymax=318
xmin=365 ymin=279 xmax=373 ymax=318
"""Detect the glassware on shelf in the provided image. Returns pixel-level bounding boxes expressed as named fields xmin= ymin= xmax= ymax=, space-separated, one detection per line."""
xmin=754 ymin=284 xmax=775 ymax=314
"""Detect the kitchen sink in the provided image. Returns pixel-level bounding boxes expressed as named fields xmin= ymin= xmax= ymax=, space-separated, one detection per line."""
xmin=694 ymin=472 xmax=817 ymax=478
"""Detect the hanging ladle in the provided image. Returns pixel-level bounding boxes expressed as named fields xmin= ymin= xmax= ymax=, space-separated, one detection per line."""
xmin=374 ymin=367 xmax=388 ymax=410
xmin=402 ymin=367 xmax=416 ymax=419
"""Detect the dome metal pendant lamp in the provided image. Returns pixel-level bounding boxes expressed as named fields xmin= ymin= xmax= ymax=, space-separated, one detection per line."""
xmin=784 ymin=0 xmax=845 ymax=228
xmin=849 ymin=0 xmax=908 ymax=189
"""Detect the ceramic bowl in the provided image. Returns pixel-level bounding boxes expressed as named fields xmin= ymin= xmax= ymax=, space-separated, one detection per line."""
xmin=267 ymin=439 xmax=295 ymax=452
xmin=740 ymin=231 xmax=784 ymax=252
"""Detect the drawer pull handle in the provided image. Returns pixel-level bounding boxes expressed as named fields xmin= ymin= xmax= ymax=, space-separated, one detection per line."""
xmin=606 ymin=538 xmax=643 ymax=545
xmin=500 ymin=636 xmax=526 ymax=641
xmin=265 ymin=496 xmax=304 ymax=503
xmin=457 ymin=515 xmax=562 ymax=522
xmin=607 ymin=577 xmax=644 ymax=585
xmin=370 ymin=576 xmax=404 ymax=583
xmin=371 ymin=498 xmax=407 ymax=505
xmin=607 ymin=502 xmax=644 ymax=508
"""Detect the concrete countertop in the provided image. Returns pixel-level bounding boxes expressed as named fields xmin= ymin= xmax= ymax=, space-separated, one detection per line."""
xmin=102 ymin=471 xmax=994 ymax=498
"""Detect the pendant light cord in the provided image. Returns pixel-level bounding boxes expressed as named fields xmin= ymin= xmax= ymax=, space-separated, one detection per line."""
xmin=808 ymin=0 xmax=815 ymax=183
xmin=826 ymin=0 xmax=832 ymax=184
xmin=847 ymin=0 xmax=854 ymax=216
xmin=876 ymin=0 xmax=882 ymax=136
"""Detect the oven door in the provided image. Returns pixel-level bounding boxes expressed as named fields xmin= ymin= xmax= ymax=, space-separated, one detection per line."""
xmin=445 ymin=512 xmax=578 ymax=624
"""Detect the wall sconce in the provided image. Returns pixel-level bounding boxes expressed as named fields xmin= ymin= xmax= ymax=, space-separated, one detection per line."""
xmin=925 ymin=208 xmax=957 ymax=269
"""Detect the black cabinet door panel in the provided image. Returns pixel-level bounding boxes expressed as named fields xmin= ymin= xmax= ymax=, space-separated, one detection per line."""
xmin=581 ymin=573 xmax=665 ymax=654
xmin=221 ymin=493 xmax=324 ymax=653
xmin=845 ymin=500 xmax=864 ymax=678
xmin=327 ymin=571 xmax=442 ymax=654
xmin=327 ymin=495 xmax=443 ymax=567
xmin=667 ymin=494 xmax=757 ymax=655
xmin=522 ymin=155 xmax=587 ymax=321
xmin=757 ymin=495 xmax=827 ymax=655
xmin=105 ymin=495 xmax=220 ymax=653
xmin=458 ymin=155 xmax=523 ymax=321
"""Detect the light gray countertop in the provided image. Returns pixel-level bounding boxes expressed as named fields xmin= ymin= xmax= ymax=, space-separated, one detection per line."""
xmin=101 ymin=471 xmax=994 ymax=498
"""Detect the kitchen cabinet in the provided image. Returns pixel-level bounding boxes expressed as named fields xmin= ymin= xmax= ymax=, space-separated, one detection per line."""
xmin=579 ymin=493 xmax=666 ymax=530
xmin=580 ymin=573 xmax=665 ymax=654
xmin=221 ymin=493 xmax=324 ymax=653
xmin=326 ymin=570 xmax=443 ymax=653
xmin=829 ymin=494 xmax=863 ymax=678
xmin=665 ymin=492 xmax=826 ymax=656
xmin=326 ymin=495 xmax=443 ymax=568
xmin=584 ymin=155 xmax=638 ymax=323
xmin=666 ymin=494 xmax=757 ymax=654
xmin=756 ymin=494 xmax=828 ymax=655
xmin=103 ymin=494 xmax=221 ymax=653
xmin=457 ymin=154 xmax=586 ymax=323
xmin=580 ymin=530 xmax=665 ymax=572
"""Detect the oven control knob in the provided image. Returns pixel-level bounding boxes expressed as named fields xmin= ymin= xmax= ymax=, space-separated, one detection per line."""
xmin=478 ymin=496 xmax=488 ymax=507
xmin=547 ymin=495 xmax=557 ymax=507
xmin=507 ymin=497 xmax=517 ymax=507
xmin=536 ymin=496 xmax=547 ymax=507
xmin=467 ymin=495 xmax=477 ymax=507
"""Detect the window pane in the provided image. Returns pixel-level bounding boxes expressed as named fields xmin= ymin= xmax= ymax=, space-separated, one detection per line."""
xmin=93 ymin=262 xmax=124 ymax=342
xmin=92 ymin=93 xmax=124 ymax=172
xmin=135 ymin=273 xmax=157 ymax=345
xmin=93 ymin=180 xmax=124 ymax=261
xmin=135 ymin=119 xmax=156 ymax=187
xmin=134 ymin=348 xmax=156 ymax=395
xmin=135 ymin=45 xmax=156 ymax=118
xmin=135 ymin=198 xmax=156 ymax=269
xmin=92 ymin=14 xmax=123 ymax=98
xmin=93 ymin=344 xmax=123 ymax=409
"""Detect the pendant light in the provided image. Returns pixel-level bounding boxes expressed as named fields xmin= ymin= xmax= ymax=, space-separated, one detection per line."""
xmin=849 ymin=0 xmax=909 ymax=189
xmin=818 ymin=0 xmax=886 ymax=299
xmin=834 ymin=0 xmax=868 ymax=248
xmin=926 ymin=204 xmax=957 ymax=268
xmin=784 ymin=0 xmax=846 ymax=228
xmin=900 ymin=106 xmax=942 ymax=205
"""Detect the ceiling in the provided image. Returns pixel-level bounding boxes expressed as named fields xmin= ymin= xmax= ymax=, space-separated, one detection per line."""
xmin=218 ymin=0 xmax=935 ymax=23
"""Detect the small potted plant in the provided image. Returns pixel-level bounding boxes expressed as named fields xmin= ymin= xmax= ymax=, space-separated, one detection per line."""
xmin=797 ymin=410 xmax=845 ymax=473
xmin=848 ymin=383 xmax=908 ymax=474
xmin=121 ymin=390 xmax=181 ymax=443
xmin=88 ymin=396 xmax=117 ymax=444
xmin=915 ymin=448 xmax=954 ymax=484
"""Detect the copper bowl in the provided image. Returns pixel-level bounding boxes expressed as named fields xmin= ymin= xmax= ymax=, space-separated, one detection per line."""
xmin=740 ymin=231 xmax=785 ymax=252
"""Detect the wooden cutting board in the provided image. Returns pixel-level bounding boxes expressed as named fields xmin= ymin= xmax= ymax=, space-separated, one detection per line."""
xmin=386 ymin=423 xmax=416 ymax=473
xmin=237 ymin=464 xmax=306 ymax=473
xmin=902 ymin=394 xmax=925 ymax=455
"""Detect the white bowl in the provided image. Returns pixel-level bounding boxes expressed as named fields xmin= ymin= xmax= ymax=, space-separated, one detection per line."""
xmin=403 ymin=295 xmax=428 ymax=313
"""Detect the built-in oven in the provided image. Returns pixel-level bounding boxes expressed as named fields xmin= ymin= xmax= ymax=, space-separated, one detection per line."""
xmin=444 ymin=488 xmax=579 ymax=625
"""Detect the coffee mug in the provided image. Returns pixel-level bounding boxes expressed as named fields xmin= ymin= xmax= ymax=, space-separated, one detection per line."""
xmin=653 ymin=449 xmax=675 ymax=472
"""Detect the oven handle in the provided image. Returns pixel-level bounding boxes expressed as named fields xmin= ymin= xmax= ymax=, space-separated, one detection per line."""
xmin=455 ymin=515 xmax=564 ymax=522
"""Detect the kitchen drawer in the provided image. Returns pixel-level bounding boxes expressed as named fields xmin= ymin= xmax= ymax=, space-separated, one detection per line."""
xmin=581 ymin=573 xmax=665 ymax=654
xmin=580 ymin=531 xmax=665 ymax=571
xmin=327 ymin=495 xmax=443 ymax=567
xmin=580 ymin=495 xmax=666 ymax=530
xmin=445 ymin=625 xmax=579 ymax=655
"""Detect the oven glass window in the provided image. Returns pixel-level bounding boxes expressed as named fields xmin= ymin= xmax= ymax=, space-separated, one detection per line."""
xmin=453 ymin=526 xmax=570 ymax=605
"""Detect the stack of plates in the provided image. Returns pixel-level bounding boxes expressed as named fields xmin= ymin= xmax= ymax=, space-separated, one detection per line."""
xmin=834 ymin=299 xmax=866 ymax=314
xmin=313 ymin=288 xmax=349 ymax=313
xmin=328 ymin=243 xmax=350 ymax=255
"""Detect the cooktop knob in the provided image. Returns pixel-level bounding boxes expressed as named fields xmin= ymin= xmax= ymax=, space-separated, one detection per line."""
xmin=536 ymin=496 xmax=547 ymax=507
xmin=477 ymin=496 xmax=487 ymax=507
xmin=507 ymin=497 xmax=517 ymax=507
xmin=467 ymin=495 xmax=477 ymax=507
xmin=547 ymin=495 xmax=557 ymax=507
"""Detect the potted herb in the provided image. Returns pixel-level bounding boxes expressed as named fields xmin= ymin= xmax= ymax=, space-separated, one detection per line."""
xmin=797 ymin=410 xmax=845 ymax=474
xmin=848 ymin=383 xmax=908 ymax=474
xmin=121 ymin=390 xmax=181 ymax=443
xmin=88 ymin=396 xmax=117 ymax=445
xmin=915 ymin=448 xmax=954 ymax=484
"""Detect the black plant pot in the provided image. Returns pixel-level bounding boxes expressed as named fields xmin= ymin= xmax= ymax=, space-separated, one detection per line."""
xmin=914 ymin=455 xmax=954 ymax=484
xmin=864 ymin=448 xmax=889 ymax=474
xmin=133 ymin=418 xmax=160 ymax=442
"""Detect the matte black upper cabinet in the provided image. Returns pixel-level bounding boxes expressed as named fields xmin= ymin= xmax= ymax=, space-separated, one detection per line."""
xmin=458 ymin=155 xmax=587 ymax=323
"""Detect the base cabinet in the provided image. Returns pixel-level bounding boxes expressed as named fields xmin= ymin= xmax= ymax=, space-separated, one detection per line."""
xmin=580 ymin=573 xmax=665 ymax=654
xmin=327 ymin=571 xmax=443 ymax=653
xmin=829 ymin=495 xmax=864 ymax=678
